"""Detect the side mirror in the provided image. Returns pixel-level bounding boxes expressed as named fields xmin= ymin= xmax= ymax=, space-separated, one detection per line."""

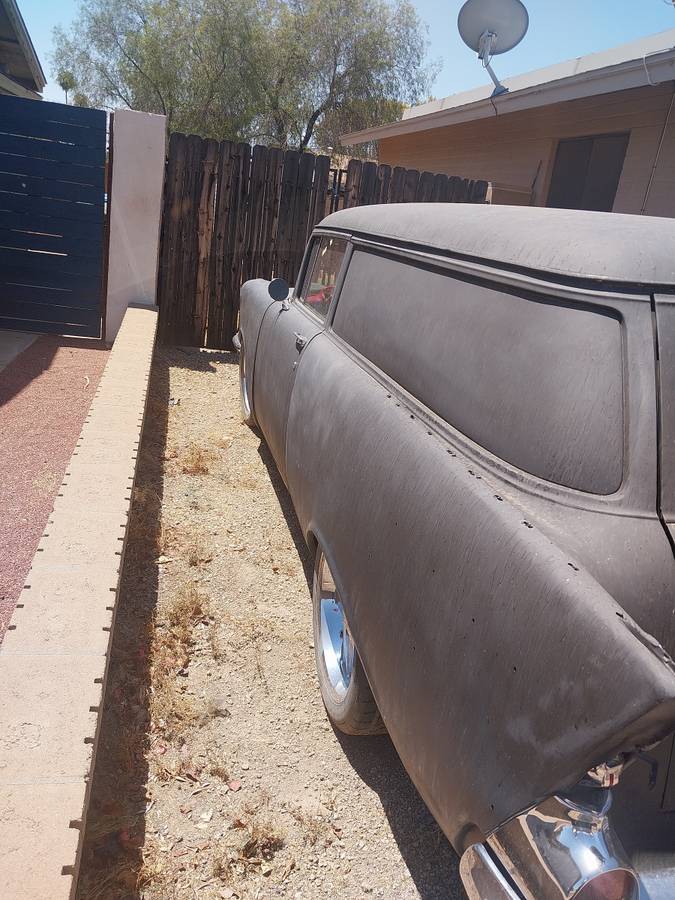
xmin=268 ymin=277 xmax=290 ymax=310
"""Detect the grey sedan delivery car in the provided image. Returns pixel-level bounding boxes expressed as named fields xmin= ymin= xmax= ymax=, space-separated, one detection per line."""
xmin=235 ymin=204 xmax=675 ymax=900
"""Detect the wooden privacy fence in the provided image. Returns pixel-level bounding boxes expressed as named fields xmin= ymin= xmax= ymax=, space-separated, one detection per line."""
xmin=156 ymin=133 xmax=489 ymax=348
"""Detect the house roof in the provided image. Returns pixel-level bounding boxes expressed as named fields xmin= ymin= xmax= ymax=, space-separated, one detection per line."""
xmin=318 ymin=203 xmax=675 ymax=288
xmin=341 ymin=29 xmax=675 ymax=145
xmin=0 ymin=0 xmax=45 ymax=96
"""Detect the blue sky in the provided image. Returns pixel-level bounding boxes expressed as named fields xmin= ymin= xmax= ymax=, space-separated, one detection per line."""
xmin=19 ymin=0 xmax=675 ymax=105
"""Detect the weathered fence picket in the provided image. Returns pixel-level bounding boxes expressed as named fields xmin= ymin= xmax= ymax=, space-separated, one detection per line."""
xmin=156 ymin=134 xmax=489 ymax=348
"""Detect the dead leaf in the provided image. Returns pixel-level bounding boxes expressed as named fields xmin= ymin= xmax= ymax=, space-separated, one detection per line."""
xmin=281 ymin=859 xmax=296 ymax=882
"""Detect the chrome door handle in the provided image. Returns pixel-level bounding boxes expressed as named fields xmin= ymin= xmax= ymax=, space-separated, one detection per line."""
xmin=294 ymin=332 xmax=308 ymax=351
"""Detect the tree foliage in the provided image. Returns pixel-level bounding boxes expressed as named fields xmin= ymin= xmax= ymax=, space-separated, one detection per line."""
xmin=51 ymin=0 xmax=437 ymax=154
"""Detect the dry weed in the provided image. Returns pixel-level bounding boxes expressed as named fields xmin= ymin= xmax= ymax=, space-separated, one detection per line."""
xmin=187 ymin=538 xmax=212 ymax=567
xmin=208 ymin=620 xmax=224 ymax=660
xmin=149 ymin=583 xmax=209 ymax=734
xmin=82 ymin=861 xmax=140 ymax=899
xmin=207 ymin=753 xmax=229 ymax=780
xmin=289 ymin=806 xmax=334 ymax=848
xmin=157 ymin=521 xmax=179 ymax=555
xmin=211 ymin=432 xmax=232 ymax=451
xmin=166 ymin=581 xmax=207 ymax=630
xmin=154 ymin=750 xmax=205 ymax=783
xmin=212 ymin=817 xmax=285 ymax=884
xmin=180 ymin=443 xmax=213 ymax=475
xmin=241 ymin=820 xmax=285 ymax=860
xmin=137 ymin=842 xmax=165 ymax=890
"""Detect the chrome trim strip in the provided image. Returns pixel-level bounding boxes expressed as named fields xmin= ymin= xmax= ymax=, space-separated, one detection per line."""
xmin=460 ymin=843 xmax=522 ymax=900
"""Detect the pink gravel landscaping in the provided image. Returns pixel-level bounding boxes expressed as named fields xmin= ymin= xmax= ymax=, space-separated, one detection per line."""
xmin=0 ymin=334 xmax=110 ymax=640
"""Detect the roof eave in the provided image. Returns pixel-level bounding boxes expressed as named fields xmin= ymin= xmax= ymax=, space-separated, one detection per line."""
xmin=341 ymin=47 xmax=675 ymax=145
xmin=1 ymin=0 xmax=46 ymax=92
xmin=0 ymin=69 xmax=41 ymax=99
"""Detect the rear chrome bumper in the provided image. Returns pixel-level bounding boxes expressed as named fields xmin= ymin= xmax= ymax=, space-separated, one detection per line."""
xmin=461 ymin=788 xmax=639 ymax=900
xmin=460 ymin=843 xmax=521 ymax=899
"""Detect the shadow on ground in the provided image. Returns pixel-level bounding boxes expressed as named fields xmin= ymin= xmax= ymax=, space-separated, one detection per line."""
xmin=336 ymin=731 xmax=464 ymax=900
xmin=76 ymin=351 xmax=170 ymax=900
xmin=78 ymin=343 xmax=463 ymax=899
xmin=0 ymin=334 xmax=109 ymax=408
xmin=257 ymin=436 xmax=315 ymax=585
xmin=257 ymin=431 xmax=464 ymax=900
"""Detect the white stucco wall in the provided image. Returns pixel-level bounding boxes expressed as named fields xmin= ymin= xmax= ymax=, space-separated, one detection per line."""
xmin=105 ymin=109 xmax=166 ymax=340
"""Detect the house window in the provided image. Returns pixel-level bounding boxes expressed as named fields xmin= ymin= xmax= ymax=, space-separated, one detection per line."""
xmin=546 ymin=133 xmax=629 ymax=212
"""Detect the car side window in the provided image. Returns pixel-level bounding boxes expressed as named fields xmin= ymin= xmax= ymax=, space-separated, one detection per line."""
xmin=297 ymin=237 xmax=347 ymax=320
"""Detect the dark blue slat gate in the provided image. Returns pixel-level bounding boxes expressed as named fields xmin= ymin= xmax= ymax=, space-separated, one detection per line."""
xmin=0 ymin=95 xmax=107 ymax=338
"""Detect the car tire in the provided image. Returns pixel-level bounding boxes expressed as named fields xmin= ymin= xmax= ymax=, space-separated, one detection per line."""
xmin=312 ymin=546 xmax=386 ymax=736
xmin=238 ymin=337 xmax=256 ymax=427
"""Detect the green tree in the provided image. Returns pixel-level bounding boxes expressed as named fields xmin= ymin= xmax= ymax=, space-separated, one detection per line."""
xmin=52 ymin=0 xmax=258 ymax=141
xmin=51 ymin=0 xmax=437 ymax=154
xmin=56 ymin=69 xmax=77 ymax=103
xmin=247 ymin=0 xmax=437 ymax=152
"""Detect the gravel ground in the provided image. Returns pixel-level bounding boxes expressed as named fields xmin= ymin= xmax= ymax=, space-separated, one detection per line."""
xmin=0 ymin=334 xmax=109 ymax=639
xmin=77 ymin=345 xmax=464 ymax=900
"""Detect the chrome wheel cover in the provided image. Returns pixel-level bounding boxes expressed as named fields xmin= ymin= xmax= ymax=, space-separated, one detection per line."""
xmin=318 ymin=554 xmax=355 ymax=698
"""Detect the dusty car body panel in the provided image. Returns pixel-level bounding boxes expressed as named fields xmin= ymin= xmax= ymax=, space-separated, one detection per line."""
xmin=238 ymin=205 xmax=675 ymax=887
xmin=252 ymin=301 xmax=323 ymax=484
xmin=324 ymin=203 xmax=675 ymax=289
xmin=238 ymin=278 xmax=276 ymax=413
xmin=285 ymin=332 xmax=675 ymax=848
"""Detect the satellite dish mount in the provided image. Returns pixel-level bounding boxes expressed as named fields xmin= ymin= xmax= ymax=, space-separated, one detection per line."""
xmin=458 ymin=0 xmax=529 ymax=98
xmin=477 ymin=29 xmax=507 ymax=96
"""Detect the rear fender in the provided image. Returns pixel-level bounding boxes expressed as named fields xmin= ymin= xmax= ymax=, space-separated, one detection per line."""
xmin=286 ymin=335 xmax=675 ymax=849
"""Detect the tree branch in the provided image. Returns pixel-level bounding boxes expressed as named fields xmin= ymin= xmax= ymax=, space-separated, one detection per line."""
xmin=111 ymin=33 xmax=168 ymax=115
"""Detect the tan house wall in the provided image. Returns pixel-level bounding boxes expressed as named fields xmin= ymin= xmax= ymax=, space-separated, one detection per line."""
xmin=377 ymin=82 xmax=675 ymax=217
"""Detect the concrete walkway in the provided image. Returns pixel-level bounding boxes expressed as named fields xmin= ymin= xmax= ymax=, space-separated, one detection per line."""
xmin=0 ymin=306 xmax=158 ymax=900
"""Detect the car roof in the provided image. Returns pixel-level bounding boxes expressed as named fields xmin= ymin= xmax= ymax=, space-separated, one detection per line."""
xmin=319 ymin=204 xmax=675 ymax=289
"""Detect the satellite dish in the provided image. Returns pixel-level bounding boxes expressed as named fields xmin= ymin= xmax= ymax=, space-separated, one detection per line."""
xmin=457 ymin=0 xmax=529 ymax=96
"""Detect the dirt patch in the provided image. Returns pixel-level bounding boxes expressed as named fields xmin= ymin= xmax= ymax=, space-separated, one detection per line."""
xmin=77 ymin=345 xmax=462 ymax=899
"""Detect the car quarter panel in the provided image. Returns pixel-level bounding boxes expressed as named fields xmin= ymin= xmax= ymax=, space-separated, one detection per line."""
xmin=285 ymin=333 xmax=675 ymax=850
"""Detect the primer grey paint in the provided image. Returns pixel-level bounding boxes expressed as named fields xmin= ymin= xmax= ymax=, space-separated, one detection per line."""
xmin=239 ymin=205 xmax=675 ymax=862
